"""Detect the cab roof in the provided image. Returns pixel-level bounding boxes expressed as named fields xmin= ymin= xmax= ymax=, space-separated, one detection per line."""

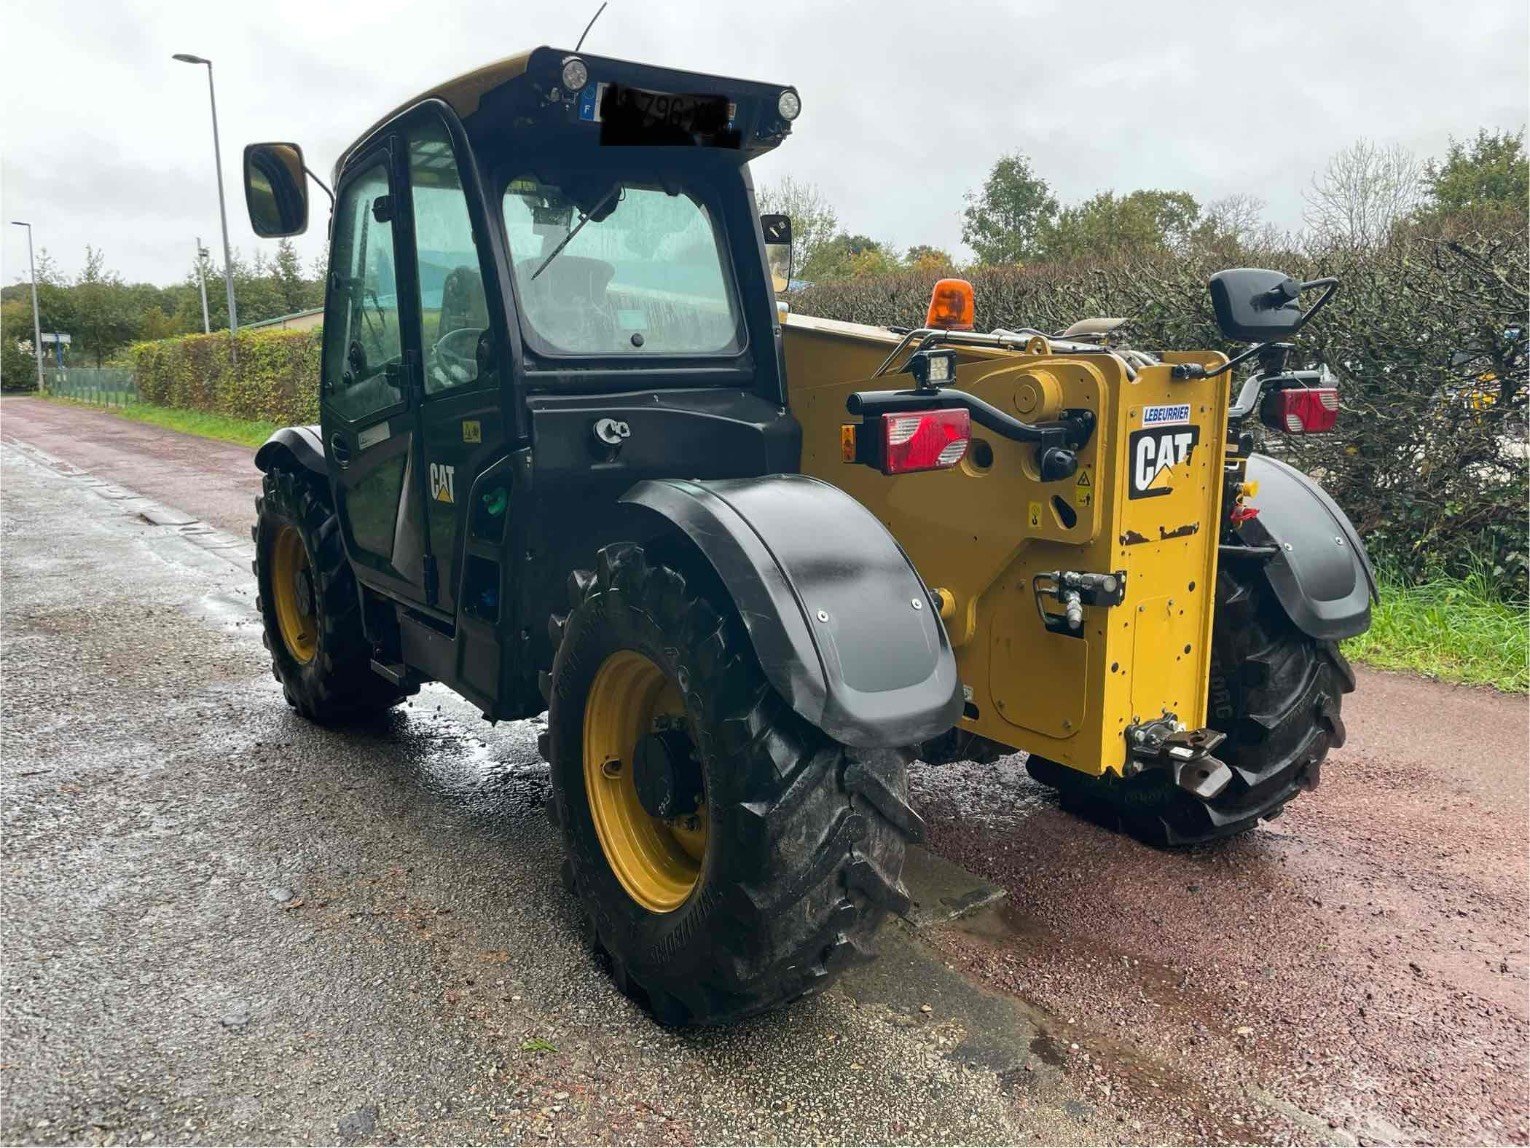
xmin=334 ymin=46 xmax=796 ymax=180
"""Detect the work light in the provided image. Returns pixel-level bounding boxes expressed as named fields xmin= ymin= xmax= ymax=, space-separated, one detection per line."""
xmin=777 ymin=89 xmax=801 ymax=121
xmin=561 ymin=56 xmax=589 ymax=93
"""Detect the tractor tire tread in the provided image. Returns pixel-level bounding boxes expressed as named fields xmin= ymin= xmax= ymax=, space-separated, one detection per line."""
xmin=547 ymin=543 xmax=914 ymax=1026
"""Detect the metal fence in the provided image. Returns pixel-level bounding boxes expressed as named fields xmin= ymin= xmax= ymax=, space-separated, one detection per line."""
xmin=41 ymin=368 xmax=138 ymax=408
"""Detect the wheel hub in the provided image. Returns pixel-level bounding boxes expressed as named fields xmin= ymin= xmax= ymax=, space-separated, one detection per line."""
xmin=294 ymin=568 xmax=315 ymax=618
xmin=632 ymin=724 xmax=703 ymax=821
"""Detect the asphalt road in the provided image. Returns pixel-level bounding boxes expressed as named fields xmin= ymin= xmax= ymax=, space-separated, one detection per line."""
xmin=2 ymin=397 xmax=1526 ymax=1146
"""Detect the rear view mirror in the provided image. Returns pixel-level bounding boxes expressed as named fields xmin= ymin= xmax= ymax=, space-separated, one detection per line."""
xmin=243 ymin=142 xmax=309 ymax=237
xmin=761 ymin=213 xmax=792 ymax=294
xmin=1209 ymin=268 xmax=1330 ymax=343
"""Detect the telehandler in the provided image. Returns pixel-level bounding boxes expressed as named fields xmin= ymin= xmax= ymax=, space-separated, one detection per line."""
xmin=241 ymin=46 xmax=1375 ymax=1026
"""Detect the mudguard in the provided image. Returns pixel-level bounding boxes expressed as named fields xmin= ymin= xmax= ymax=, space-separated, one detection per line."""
xmin=253 ymin=425 xmax=326 ymax=476
xmin=622 ymin=475 xmax=963 ymax=749
xmin=1241 ymin=453 xmax=1377 ymax=641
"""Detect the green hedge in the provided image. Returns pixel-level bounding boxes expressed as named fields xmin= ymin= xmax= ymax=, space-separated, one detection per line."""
xmin=131 ymin=328 xmax=321 ymax=425
xmin=792 ymin=229 xmax=1529 ymax=592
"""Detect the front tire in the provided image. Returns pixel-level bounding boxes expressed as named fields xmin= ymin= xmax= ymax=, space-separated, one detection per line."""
xmin=253 ymin=464 xmax=402 ymax=722
xmin=546 ymin=543 xmax=922 ymax=1026
xmin=1027 ymin=562 xmax=1354 ymax=846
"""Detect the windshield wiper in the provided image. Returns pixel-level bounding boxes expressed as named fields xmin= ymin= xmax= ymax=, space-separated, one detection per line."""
xmin=531 ymin=185 xmax=621 ymax=281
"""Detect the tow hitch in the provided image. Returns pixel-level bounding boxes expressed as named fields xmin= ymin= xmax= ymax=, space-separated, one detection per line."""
xmin=1125 ymin=715 xmax=1231 ymax=799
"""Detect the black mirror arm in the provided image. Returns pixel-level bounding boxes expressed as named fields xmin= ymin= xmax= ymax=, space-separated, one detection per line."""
xmin=1173 ymin=342 xmax=1265 ymax=381
xmin=304 ymin=165 xmax=335 ymax=210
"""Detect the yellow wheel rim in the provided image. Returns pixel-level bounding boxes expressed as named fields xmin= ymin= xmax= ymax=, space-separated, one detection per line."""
xmin=270 ymin=524 xmax=318 ymax=664
xmin=583 ymin=650 xmax=708 ymax=913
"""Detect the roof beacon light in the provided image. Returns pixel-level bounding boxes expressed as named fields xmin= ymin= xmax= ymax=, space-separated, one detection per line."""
xmin=925 ymin=278 xmax=975 ymax=331
xmin=777 ymin=89 xmax=801 ymax=121
xmin=561 ymin=56 xmax=589 ymax=93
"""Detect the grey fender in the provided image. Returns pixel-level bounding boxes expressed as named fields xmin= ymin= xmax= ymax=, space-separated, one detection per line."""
xmin=621 ymin=475 xmax=963 ymax=749
xmin=1240 ymin=453 xmax=1377 ymax=641
xmin=253 ymin=425 xmax=326 ymax=476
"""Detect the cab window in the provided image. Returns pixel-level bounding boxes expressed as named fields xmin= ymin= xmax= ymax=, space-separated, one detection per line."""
xmin=407 ymin=118 xmax=493 ymax=396
xmin=323 ymin=162 xmax=403 ymax=422
xmin=501 ymin=176 xmax=742 ymax=358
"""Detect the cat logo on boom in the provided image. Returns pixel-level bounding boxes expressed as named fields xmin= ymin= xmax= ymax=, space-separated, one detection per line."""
xmin=1128 ymin=425 xmax=1199 ymax=499
xmin=429 ymin=463 xmax=456 ymax=504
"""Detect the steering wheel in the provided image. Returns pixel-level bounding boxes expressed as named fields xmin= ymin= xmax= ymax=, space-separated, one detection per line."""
xmin=430 ymin=327 xmax=483 ymax=389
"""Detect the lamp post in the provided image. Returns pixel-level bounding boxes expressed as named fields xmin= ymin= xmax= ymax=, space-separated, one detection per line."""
xmin=173 ymin=53 xmax=238 ymax=346
xmin=9 ymin=221 xmax=45 ymax=393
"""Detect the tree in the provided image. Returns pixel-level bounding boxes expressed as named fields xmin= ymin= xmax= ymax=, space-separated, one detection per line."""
xmin=1422 ymin=128 xmax=1528 ymax=220
xmin=799 ymin=234 xmax=900 ymax=281
xmin=1190 ymin=194 xmax=1281 ymax=256
xmin=755 ymin=175 xmax=838 ymax=281
xmin=1 ymin=297 xmax=39 ymax=390
xmin=904 ymin=245 xmax=956 ymax=274
xmin=70 ymin=247 xmax=139 ymax=366
xmin=1303 ymin=140 xmax=1423 ymax=246
xmin=961 ymin=153 xmax=1057 ymax=266
xmin=1041 ymin=189 xmax=1201 ymax=263
xmin=272 ymin=238 xmax=314 ymax=314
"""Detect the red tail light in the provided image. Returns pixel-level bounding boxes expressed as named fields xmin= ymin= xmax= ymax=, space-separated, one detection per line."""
xmin=1262 ymin=386 xmax=1339 ymax=434
xmin=878 ymin=408 xmax=970 ymax=474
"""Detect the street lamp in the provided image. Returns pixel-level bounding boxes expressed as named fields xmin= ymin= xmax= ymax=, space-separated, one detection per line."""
xmin=173 ymin=52 xmax=238 ymax=346
xmin=9 ymin=221 xmax=45 ymax=393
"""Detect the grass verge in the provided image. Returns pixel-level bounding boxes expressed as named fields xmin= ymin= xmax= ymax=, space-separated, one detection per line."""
xmin=42 ymin=396 xmax=280 ymax=449
xmin=1346 ymin=569 xmax=1528 ymax=692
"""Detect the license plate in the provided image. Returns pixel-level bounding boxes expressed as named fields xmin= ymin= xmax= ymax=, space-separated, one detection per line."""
xmin=589 ymin=83 xmax=737 ymax=145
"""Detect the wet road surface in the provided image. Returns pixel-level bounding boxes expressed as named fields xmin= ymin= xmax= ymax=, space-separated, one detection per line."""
xmin=0 ymin=428 xmax=1098 ymax=1145
xmin=1 ymin=397 xmax=262 ymax=535
xmin=4 ymin=400 xmax=1527 ymax=1145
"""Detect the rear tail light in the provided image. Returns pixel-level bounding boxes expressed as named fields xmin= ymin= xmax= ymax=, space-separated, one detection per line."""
xmin=876 ymin=408 xmax=971 ymax=474
xmin=1261 ymin=386 xmax=1339 ymax=434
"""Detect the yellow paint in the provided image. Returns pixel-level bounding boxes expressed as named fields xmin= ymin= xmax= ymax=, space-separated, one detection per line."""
xmin=582 ymin=650 xmax=707 ymax=913
xmin=784 ymin=311 xmax=1229 ymax=777
xmin=270 ymin=524 xmax=317 ymax=664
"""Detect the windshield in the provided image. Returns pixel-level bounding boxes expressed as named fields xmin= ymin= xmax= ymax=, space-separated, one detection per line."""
xmin=502 ymin=176 xmax=742 ymax=357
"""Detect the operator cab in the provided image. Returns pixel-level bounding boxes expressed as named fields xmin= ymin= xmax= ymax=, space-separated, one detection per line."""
xmin=243 ymin=47 xmax=804 ymax=718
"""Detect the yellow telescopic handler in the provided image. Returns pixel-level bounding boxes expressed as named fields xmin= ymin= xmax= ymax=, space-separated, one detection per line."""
xmin=240 ymin=47 xmax=1374 ymax=1025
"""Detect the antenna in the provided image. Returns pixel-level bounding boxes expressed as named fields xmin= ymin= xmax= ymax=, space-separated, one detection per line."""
xmin=575 ymin=1 xmax=607 ymax=52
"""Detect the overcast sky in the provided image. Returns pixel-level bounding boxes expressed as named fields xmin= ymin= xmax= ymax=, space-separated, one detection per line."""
xmin=2 ymin=0 xmax=1525 ymax=288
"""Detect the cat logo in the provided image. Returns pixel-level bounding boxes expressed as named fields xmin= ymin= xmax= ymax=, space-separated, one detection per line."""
xmin=429 ymin=462 xmax=456 ymax=504
xmin=1128 ymin=425 xmax=1199 ymax=499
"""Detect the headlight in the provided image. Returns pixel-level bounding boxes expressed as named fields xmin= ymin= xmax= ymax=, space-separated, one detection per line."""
xmin=561 ymin=56 xmax=589 ymax=93
xmin=777 ymin=89 xmax=801 ymax=121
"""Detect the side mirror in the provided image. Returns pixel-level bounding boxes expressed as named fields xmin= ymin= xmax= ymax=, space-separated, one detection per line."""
xmin=243 ymin=142 xmax=309 ymax=237
xmin=760 ymin=213 xmax=793 ymax=294
xmin=1209 ymin=268 xmax=1330 ymax=343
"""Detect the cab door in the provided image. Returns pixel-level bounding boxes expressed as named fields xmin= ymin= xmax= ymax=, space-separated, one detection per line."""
xmin=320 ymin=140 xmax=434 ymax=607
xmin=398 ymin=107 xmax=513 ymax=618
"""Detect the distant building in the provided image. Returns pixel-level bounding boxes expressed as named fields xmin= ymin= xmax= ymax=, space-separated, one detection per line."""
xmin=245 ymin=307 xmax=323 ymax=332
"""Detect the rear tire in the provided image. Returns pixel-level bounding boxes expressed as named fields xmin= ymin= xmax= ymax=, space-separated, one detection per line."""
xmin=253 ymin=464 xmax=403 ymax=722
xmin=1027 ymin=562 xmax=1353 ymax=846
xmin=546 ymin=542 xmax=923 ymax=1026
